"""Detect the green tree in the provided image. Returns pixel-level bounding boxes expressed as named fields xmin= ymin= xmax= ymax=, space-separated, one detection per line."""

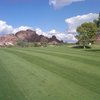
xmin=94 ymin=13 xmax=100 ymax=34
xmin=17 ymin=40 xmax=28 ymax=47
xmin=77 ymin=22 xmax=97 ymax=48
xmin=94 ymin=13 xmax=100 ymax=28
xmin=40 ymin=37 xmax=48 ymax=47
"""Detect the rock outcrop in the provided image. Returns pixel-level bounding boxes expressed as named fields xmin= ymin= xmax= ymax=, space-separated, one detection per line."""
xmin=15 ymin=29 xmax=39 ymax=42
xmin=0 ymin=29 xmax=63 ymax=47
xmin=0 ymin=34 xmax=18 ymax=46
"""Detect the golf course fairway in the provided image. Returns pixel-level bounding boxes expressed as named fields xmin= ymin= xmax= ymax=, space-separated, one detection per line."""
xmin=0 ymin=46 xmax=100 ymax=100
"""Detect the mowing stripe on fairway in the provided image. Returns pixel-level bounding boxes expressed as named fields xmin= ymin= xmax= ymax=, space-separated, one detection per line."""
xmin=0 ymin=47 xmax=100 ymax=100
xmin=3 ymin=48 xmax=100 ymax=94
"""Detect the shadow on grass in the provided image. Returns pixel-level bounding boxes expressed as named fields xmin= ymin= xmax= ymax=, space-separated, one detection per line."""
xmin=71 ymin=45 xmax=100 ymax=52
xmin=72 ymin=45 xmax=91 ymax=49
xmin=85 ymin=49 xmax=100 ymax=52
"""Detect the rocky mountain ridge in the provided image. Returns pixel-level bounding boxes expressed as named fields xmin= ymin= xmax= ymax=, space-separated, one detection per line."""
xmin=0 ymin=29 xmax=63 ymax=46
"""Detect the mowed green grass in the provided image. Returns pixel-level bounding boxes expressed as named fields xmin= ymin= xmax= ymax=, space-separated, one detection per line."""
xmin=0 ymin=46 xmax=100 ymax=100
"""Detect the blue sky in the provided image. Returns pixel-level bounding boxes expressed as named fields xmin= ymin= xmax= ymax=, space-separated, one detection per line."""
xmin=0 ymin=0 xmax=100 ymax=42
xmin=0 ymin=0 xmax=100 ymax=32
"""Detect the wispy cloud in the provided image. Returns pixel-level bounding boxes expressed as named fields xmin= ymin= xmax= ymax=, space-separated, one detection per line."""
xmin=49 ymin=0 xmax=85 ymax=8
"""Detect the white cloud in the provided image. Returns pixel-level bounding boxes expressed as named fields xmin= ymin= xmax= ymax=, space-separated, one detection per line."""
xmin=0 ymin=20 xmax=13 ymax=35
xmin=35 ymin=28 xmax=76 ymax=43
xmin=65 ymin=34 xmax=77 ymax=43
xmin=35 ymin=28 xmax=49 ymax=37
xmin=12 ymin=26 xmax=33 ymax=33
xmin=65 ymin=13 xmax=98 ymax=33
xmin=0 ymin=20 xmax=33 ymax=35
xmin=48 ymin=29 xmax=59 ymax=37
xmin=49 ymin=29 xmax=58 ymax=34
xmin=48 ymin=29 xmax=77 ymax=43
xmin=49 ymin=0 xmax=84 ymax=8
